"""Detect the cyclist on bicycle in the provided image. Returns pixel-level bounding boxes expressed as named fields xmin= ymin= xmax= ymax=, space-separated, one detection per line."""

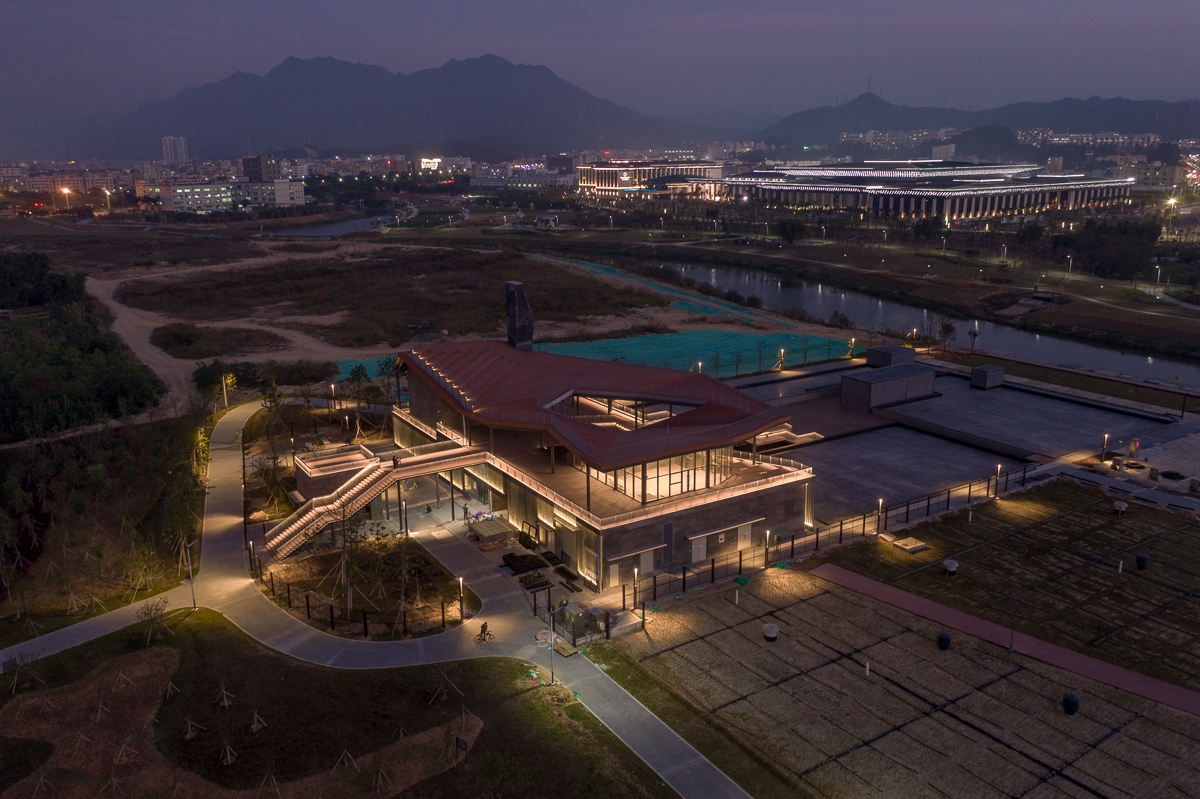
xmin=479 ymin=622 xmax=488 ymax=639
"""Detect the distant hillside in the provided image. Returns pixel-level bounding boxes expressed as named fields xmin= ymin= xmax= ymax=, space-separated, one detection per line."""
xmin=57 ymin=55 xmax=713 ymax=160
xmin=761 ymin=93 xmax=1200 ymax=144
xmin=668 ymin=109 xmax=781 ymax=137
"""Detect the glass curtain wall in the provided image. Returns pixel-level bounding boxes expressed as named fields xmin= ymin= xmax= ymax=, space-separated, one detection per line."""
xmin=593 ymin=446 xmax=733 ymax=503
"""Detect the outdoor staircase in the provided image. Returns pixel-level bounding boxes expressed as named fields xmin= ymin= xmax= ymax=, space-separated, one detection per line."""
xmin=263 ymin=460 xmax=395 ymax=560
xmin=262 ymin=444 xmax=491 ymax=562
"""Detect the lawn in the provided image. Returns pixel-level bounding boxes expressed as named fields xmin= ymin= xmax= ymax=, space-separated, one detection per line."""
xmin=114 ymin=247 xmax=669 ymax=348
xmin=822 ymin=478 xmax=1200 ymax=691
xmin=1 ymin=609 xmax=679 ymax=798
xmin=940 ymin=351 xmax=1196 ymax=413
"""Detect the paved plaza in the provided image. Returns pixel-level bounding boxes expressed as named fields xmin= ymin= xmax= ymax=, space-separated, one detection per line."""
xmin=612 ymin=567 xmax=1200 ymax=798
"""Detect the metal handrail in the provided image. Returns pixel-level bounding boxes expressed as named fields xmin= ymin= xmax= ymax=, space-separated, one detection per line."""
xmin=392 ymin=406 xmax=438 ymax=440
xmin=535 ymin=378 xmax=752 ymax=412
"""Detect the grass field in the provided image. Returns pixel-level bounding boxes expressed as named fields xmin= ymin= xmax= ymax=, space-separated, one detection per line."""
xmin=605 ymin=563 xmax=1200 ymax=798
xmin=1 ymin=609 xmax=679 ymax=798
xmin=824 ymin=479 xmax=1200 ymax=691
xmin=939 ymin=352 xmax=1196 ymax=412
xmin=0 ymin=219 xmax=260 ymax=272
xmin=115 ymin=248 xmax=668 ymax=347
xmin=150 ymin=322 xmax=291 ymax=358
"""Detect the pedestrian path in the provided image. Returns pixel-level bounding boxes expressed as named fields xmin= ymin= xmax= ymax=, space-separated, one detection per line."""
xmin=811 ymin=562 xmax=1200 ymax=716
xmin=1 ymin=401 xmax=751 ymax=799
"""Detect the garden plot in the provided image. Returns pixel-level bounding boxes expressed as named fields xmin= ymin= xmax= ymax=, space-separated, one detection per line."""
xmin=826 ymin=478 xmax=1200 ymax=692
xmin=613 ymin=567 xmax=1200 ymax=798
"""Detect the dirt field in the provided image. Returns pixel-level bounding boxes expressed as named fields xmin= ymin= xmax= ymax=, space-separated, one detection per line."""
xmin=610 ymin=566 xmax=1200 ymax=798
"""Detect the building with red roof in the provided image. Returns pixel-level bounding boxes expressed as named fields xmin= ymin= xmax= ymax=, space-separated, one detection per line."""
xmin=387 ymin=285 xmax=814 ymax=591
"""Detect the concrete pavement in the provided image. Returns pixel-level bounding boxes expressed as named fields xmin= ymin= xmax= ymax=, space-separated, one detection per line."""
xmin=1 ymin=401 xmax=751 ymax=799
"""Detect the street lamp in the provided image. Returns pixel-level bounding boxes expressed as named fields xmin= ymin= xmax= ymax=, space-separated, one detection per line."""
xmin=1067 ymin=255 xmax=1073 ymax=274
xmin=1103 ymin=433 xmax=1109 ymax=459
xmin=61 ymin=187 xmax=71 ymax=209
xmin=185 ymin=539 xmax=198 ymax=608
xmin=103 ymin=188 xmax=112 ymax=213
xmin=941 ymin=236 xmax=946 ymax=254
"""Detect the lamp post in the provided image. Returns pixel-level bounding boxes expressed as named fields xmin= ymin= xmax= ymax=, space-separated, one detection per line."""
xmin=698 ymin=360 xmax=702 ymax=375
xmin=1067 ymin=255 xmax=1072 ymax=274
xmin=1103 ymin=433 xmax=1109 ymax=460
xmin=1002 ymin=244 xmax=1007 ymax=261
xmin=996 ymin=463 xmax=1002 ymax=496
xmin=877 ymin=498 xmax=884 ymax=533
xmin=849 ymin=337 xmax=855 ymax=357
xmin=185 ymin=539 xmax=198 ymax=609
xmin=61 ymin=187 xmax=71 ymax=209
xmin=103 ymin=188 xmax=112 ymax=213
xmin=458 ymin=576 xmax=463 ymax=620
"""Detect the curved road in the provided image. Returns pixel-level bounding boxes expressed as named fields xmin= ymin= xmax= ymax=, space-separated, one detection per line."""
xmin=0 ymin=401 xmax=748 ymax=799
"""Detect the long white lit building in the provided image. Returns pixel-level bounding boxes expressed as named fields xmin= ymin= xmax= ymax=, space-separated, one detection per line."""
xmin=671 ymin=161 xmax=1133 ymax=221
xmin=577 ymin=159 xmax=723 ymax=198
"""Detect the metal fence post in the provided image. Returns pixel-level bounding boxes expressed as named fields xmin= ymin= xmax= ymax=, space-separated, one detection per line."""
xmin=711 ymin=558 xmax=716 ymax=583
xmin=791 ymin=535 xmax=795 ymax=558
xmin=305 ymin=594 xmax=310 ymax=619
xmin=839 ymin=519 xmax=844 ymax=543
xmin=362 ymin=611 xmax=369 ymax=638
xmin=682 ymin=567 xmax=687 ymax=592
xmin=738 ymin=549 xmax=743 ymax=575
xmin=653 ymin=574 xmax=658 ymax=601
xmin=286 ymin=583 xmax=291 ymax=608
xmin=906 ymin=500 xmax=911 ymax=524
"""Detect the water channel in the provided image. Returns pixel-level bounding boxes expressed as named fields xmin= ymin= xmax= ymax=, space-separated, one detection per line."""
xmin=674 ymin=263 xmax=1200 ymax=389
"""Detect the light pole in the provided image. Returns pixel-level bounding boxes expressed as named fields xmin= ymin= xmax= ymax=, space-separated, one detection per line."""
xmin=849 ymin=337 xmax=855 ymax=357
xmin=1067 ymin=255 xmax=1073 ymax=274
xmin=103 ymin=188 xmax=112 ymax=213
xmin=185 ymin=539 xmax=198 ymax=609
xmin=821 ymin=225 xmax=825 ymax=240
xmin=1002 ymin=244 xmax=1007 ymax=261
xmin=941 ymin=236 xmax=946 ymax=254
xmin=996 ymin=463 xmax=1002 ymax=496
xmin=1157 ymin=265 xmax=1161 ymax=285
xmin=61 ymin=187 xmax=71 ymax=209
xmin=458 ymin=576 xmax=463 ymax=620
xmin=1103 ymin=433 xmax=1109 ymax=460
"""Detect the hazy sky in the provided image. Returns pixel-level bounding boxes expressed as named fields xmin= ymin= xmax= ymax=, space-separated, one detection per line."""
xmin=3 ymin=0 xmax=1198 ymax=128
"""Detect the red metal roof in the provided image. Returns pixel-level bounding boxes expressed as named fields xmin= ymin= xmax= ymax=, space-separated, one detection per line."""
xmin=401 ymin=341 xmax=789 ymax=470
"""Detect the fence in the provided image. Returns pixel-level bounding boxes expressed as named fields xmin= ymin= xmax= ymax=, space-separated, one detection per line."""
xmin=250 ymin=568 xmax=466 ymax=639
xmin=613 ymin=463 xmax=1034 ymax=615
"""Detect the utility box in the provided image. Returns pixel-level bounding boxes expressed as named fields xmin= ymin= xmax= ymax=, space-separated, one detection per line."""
xmin=866 ymin=345 xmax=917 ymax=368
xmin=970 ymin=365 xmax=1005 ymax=390
xmin=841 ymin=364 xmax=937 ymax=412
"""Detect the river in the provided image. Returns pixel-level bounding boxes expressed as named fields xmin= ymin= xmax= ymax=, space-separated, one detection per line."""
xmin=674 ymin=263 xmax=1200 ymax=389
xmin=271 ymin=214 xmax=398 ymax=239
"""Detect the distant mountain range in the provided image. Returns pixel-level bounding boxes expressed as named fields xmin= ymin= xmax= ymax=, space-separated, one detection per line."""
xmin=763 ymin=92 xmax=1200 ymax=145
xmin=55 ymin=55 xmax=717 ymax=161
xmin=22 ymin=56 xmax=1200 ymax=160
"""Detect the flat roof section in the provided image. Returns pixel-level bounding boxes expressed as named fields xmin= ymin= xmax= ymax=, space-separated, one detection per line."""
xmin=782 ymin=426 xmax=1024 ymax=522
xmin=885 ymin=376 xmax=1165 ymax=458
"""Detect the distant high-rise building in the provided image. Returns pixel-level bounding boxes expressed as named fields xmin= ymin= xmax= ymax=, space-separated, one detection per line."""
xmin=932 ymin=144 xmax=956 ymax=161
xmin=241 ymin=154 xmax=281 ymax=182
xmin=161 ymin=136 xmax=188 ymax=165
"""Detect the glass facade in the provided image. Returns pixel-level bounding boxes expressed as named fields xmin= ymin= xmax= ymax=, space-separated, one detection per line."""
xmin=592 ymin=446 xmax=733 ymax=504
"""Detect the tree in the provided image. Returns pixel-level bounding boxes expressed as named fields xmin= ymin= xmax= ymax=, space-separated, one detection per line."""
xmin=777 ymin=218 xmax=807 ymax=244
xmin=968 ymin=329 xmax=980 ymax=352
xmin=911 ymin=215 xmax=943 ymax=240
xmin=135 ymin=596 xmax=171 ymax=645
xmin=936 ymin=317 xmax=958 ymax=355
xmin=1016 ymin=222 xmax=1044 ymax=246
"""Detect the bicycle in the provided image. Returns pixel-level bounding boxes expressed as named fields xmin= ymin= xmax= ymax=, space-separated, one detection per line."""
xmin=474 ymin=629 xmax=495 ymax=645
